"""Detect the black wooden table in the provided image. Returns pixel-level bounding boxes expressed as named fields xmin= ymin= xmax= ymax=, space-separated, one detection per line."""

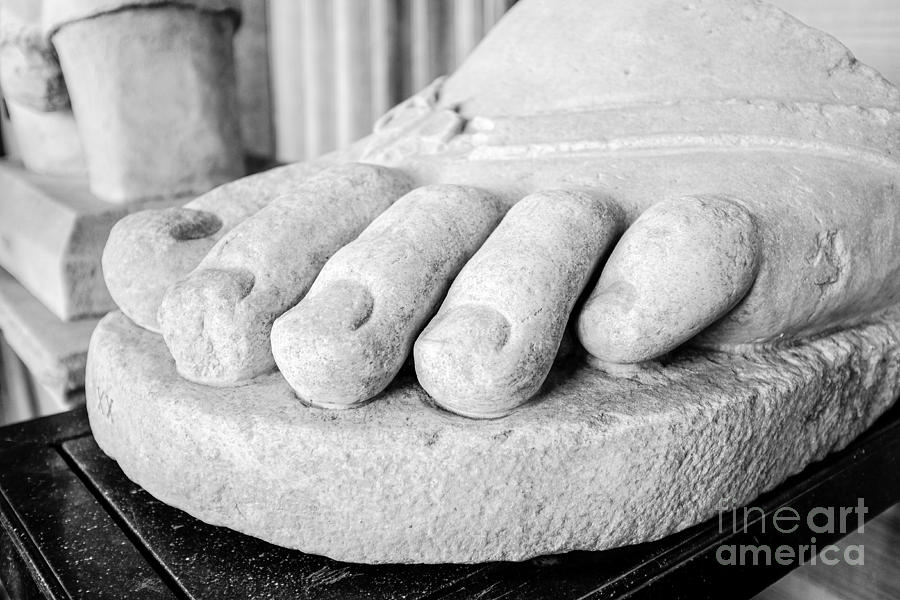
xmin=0 ymin=404 xmax=898 ymax=600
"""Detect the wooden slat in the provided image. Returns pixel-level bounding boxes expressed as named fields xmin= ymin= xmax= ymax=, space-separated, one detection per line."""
xmin=0 ymin=441 xmax=178 ymax=599
xmin=0 ymin=405 xmax=88 ymax=451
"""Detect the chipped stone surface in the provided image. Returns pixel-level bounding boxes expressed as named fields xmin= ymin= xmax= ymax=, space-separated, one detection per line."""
xmin=88 ymin=308 xmax=900 ymax=563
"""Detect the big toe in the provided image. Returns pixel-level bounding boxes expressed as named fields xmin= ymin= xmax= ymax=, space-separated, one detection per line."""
xmin=158 ymin=267 xmax=260 ymax=384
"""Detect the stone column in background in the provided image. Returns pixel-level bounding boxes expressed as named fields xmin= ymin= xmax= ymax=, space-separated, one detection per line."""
xmin=269 ymin=0 xmax=516 ymax=162
xmin=234 ymin=0 xmax=275 ymax=159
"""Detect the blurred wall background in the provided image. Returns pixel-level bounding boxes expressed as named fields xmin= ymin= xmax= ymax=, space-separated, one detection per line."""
xmin=268 ymin=0 xmax=515 ymax=162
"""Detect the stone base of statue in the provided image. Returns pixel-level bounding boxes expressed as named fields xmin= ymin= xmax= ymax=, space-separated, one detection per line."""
xmin=85 ymin=308 xmax=900 ymax=564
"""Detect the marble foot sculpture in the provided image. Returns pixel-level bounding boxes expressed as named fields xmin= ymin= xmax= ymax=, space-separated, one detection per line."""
xmin=91 ymin=0 xmax=900 ymax=562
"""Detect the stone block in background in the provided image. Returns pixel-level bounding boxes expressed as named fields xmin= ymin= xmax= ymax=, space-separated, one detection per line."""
xmin=0 ymin=161 xmax=183 ymax=321
xmin=44 ymin=0 xmax=246 ymax=203
xmin=0 ymin=333 xmax=37 ymax=424
xmin=0 ymin=268 xmax=95 ymax=417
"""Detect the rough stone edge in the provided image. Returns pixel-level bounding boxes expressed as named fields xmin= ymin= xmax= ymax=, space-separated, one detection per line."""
xmin=86 ymin=308 xmax=900 ymax=563
xmin=42 ymin=0 xmax=241 ymax=40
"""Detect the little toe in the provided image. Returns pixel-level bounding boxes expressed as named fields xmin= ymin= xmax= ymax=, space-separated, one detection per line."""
xmin=577 ymin=195 xmax=760 ymax=363
xmin=158 ymin=267 xmax=261 ymax=385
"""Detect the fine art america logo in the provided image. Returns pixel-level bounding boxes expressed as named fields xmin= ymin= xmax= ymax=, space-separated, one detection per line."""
xmin=716 ymin=498 xmax=867 ymax=566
